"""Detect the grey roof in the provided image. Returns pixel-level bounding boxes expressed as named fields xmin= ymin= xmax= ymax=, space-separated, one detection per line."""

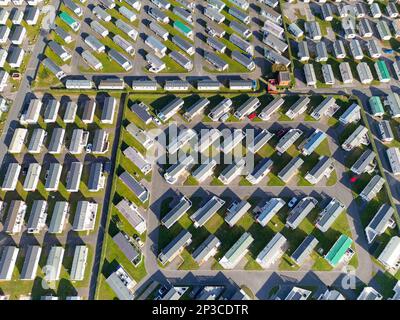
xmin=72 ymin=201 xmax=97 ymax=231
xmin=149 ymin=21 xmax=169 ymax=39
xmin=115 ymin=199 xmax=146 ymax=232
xmin=43 ymin=99 xmax=60 ymax=122
xmin=113 ymin=34 xmax=135 ymax=55
xmin=276 ymin=129 xmax=303 ymax=153
xmin=42 ymin=58 xmax=65 ymax=79
xmin=225 ymin=200 xmax=251 ymax=227
xmin=27 ymin=200 xmax=47 ymax=233
xmin=333 ymin=39 xmax=346 ymax=58
xmin=108 ymin=48 xmax=132 ymax=70
xmin=48 ymin=40 xmax=67 ymax=57
xmin=23 ymin=163 xmax=41 ymax=191
xmin=54 ymin=26 xmax=71 ymax=41
xmin=119 ymin=171 xmax=149 ymax=203
xmin=92 ymin=129 xmax=108 ymax=154
xmin=20 ymin=245 xmax=41 ymax=280
xmin=10 ymin=25 xmax=25 ymax=42
xmin=81 ymin=99 xmax=96 ymax=123
xmin=256 ymin=232 xmax=287 ymax=266
xmin=278 ymin=156 xmax=304 ymax=182
xmin=98 ymin=78 xmax=125 ymax=89
xmin=106 ymin=268 xmax=135 ymax=300
xmin=157 ymin=97 xmax=184 ymax=121
xmin=70 ymin=245 xmax=88 ymax=281
xmin=161 ymin=196 xmax=192 ymax=229
xmin=360 ymin=175 xmax=385 ymax=201
xmin=257 ymin=198 xmax=285 ymax=227
xmin=197 ymin=80 xmax=221 ymax=90
xmin=192 ymin=234 xmax=221 ymax=264
xmin=0 ymin=25 xmax=10 ymax=40
xmin=366 ymin=204 xmax=395 ymax=244
xmin=169 ymin=51 xmax=192 ymax=70
xmin=66 ymin=162 xmax=83 ymax=192
xmin=0 ymin=246 xmax=19 ymax=280
xmin=230 ymin=20 xmax=251 ymax=38
xmin=304 ymin=63 xmax=316 ymax=85
xmin=3 ymin=200 xmax=26 ymax=234
xmin=377 ymin=120 xmax=394 ymax=141
xmin=351 ymin=149 xmax=375 ymax=175
xmin=359 ymin=18 xmax=373 ymax=37
xmin=44 ymin=246 xmax=64 ymax=281
xmin=247 ymin=158 xmax=273 ymax=183
xmin=204 ymin=51 xmax=228 ymax=71
xmin=316 ymin=41 xmax=328 ymax=60
xmin=48 ymin=201 xmax=69 ymax=234
xmin=191 ymin=196 xmax=225 ymax=227
xmin=63 ymin=0 xmax=81 ymax=15
xmin=192 ymin=160 xmax=217 ymax=181
xmin=234 ymin=96 xmax=260 ymax=119
xmin=305 ymin=156 xmax=334 ymax=183
xmin=207 ymin=36 xmax=226 ymax=52
xmin=63 ymin=101 xmax=77 ymax=123
xmin=298 ymin=41 xmax=310 ymax=60
xmin=149 ymin=6 xmax=169 ymax=21
xmin=286 ymin=197 xmax=318 ymax=229
xmin=316 ymin=198 xmax=346 ymax=232
xmin=44 ymin=162 xmax=62 ymax=190
xmin=321 ymin=64 xmax=335 ymax=84
xmin=286 ymin=96 xmax=310 ymax=119
xmin=259 ymin=97 xmax=285 ymax=120
xmin=321 ymin=2 xmax=333 ymax=19
xmin=69 ymin=129 xmax=86 ymax=154
xmin=113 ymin=232 xmax=140 ymax=263
xmin=21 ymin=98 xmax=41 ymax=123
xmin=145 ymin=34 xmax=166 ymax=53
xmin=230 ymin=33 xmax=253 ymax=53
xmin=228 ymin=6 xmax=250 ymax=23
xmin=7 ymin=45 xmax=24 ymax=66
xmin=164 ymin=80 xmax=190 ymax=90
xmin=2 ymin=163 xmax=21 ymax=190
xmin=131 ymin=80 xmax=158 ymax=89
xmin=183 ymin=97 xmax=210 ymax=121
xmin=248 ymin=129 xmax=273 ymax=153
xmin=264 ymin=47 xmax=290 ymax=67
xmin=130 ymin=102 xmax=152 ymax=124
xmin=229 ymin=79 xmax=254 ymax=89
xmin=88 ymin=162 xmax=104 ymax=192
xmin=311 ymin=96 xmax=337 ymax=120
xmin=291 ymin=235 xmax=319 ymax=265
xmin=158 ymin=230 xmax=192 ymax=264
xmin=90 ymin=20 xmax=109 ymax=36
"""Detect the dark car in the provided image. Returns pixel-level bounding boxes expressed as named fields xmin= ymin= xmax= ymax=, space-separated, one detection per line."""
xmin=103 ymin=160 xmax=111 ymax=174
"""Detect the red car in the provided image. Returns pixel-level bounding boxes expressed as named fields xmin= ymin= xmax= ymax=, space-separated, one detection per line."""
xmin=248 ymin=112 xmax=257 ymax=120
xmin=350 ymin=177 xmax=358 ymax=183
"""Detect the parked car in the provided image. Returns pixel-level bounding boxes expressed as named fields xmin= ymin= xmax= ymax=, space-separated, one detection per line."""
xmin=103 ymin=160 xmax=111 ymax=174
xmin=133 ymin=234 xmax=144 ymax=247
xmin=248 ymin=112 xmax=257 ymax=120
xmin=288 ymin=197 xmax=298 ymax=208
xmin=383 ymin=48 xmax=394 ymax=54
xmin=220 ymin=113 xmax=229 ymax=122
xmin=86 ymin=143 xmax=93 ymax=153
xmin=152 ymin=116 xmax=161 ymax=125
